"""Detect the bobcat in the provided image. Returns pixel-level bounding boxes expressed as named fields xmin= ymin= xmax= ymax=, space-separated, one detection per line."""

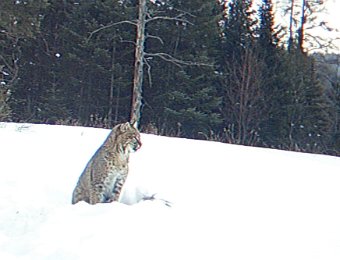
xmin=72 ymin=122 xmax=142 ymax=205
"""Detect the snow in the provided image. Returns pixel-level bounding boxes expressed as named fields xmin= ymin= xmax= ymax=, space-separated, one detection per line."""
xmin=0 ymin=122 xmax=340 ymax=260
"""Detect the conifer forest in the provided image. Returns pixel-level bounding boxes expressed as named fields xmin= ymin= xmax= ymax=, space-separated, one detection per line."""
xmin=0 ymin=0 xmax=339 ymax=155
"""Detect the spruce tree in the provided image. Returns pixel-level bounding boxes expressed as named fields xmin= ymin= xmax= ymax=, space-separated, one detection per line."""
xmin=278 ymin=49 xmax=333 ymax=152
xmin=0 ymin=0 xmax=47 ymax=120
xmin=61 ymin=0 xmax=136 ymax=126
xmin=300 ymin=58 xmax=333 ymax=152
xmin=9 ymin=0 xmax=138 ymax=125
xmin=141 ymin=0 xmax=222 ymax=137
xmin=256 ymin=0 xmax=287 ymax=146
xmin=219 ymin=0 xmax=256 ymax=64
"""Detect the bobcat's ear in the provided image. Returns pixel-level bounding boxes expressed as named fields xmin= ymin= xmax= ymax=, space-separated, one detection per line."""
xmin=120 ymin=122 xmax=131 ymax=131
xmin=130 ymin=119 xmax=138 ymax=129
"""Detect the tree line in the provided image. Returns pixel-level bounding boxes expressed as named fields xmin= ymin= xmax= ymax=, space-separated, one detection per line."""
xmin=0 ymin=0 xmax=339 ymax=155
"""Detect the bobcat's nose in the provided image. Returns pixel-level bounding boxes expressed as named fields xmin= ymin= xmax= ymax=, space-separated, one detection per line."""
xmin=133 ymin=138 xmax=142 ymax=151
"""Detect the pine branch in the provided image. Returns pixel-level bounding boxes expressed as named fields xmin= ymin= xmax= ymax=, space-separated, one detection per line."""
xmin=144 ymin=52 xmax=213 ymax=68
xmin=145 ymin=14 xmax=194 ymax=25
xmin=143 ymin=56 xmax=153 ymax=88
xmin=87 ymin=20 xmax=137 ymax=42
xmin=146 ymin=34 xmax=164 ymax=45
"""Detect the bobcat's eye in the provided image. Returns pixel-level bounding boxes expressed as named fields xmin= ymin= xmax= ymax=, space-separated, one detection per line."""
xmin=133 ymin=137 xmax=142 ymax=150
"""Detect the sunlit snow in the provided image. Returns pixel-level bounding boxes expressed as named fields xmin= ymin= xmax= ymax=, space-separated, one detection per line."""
xmin=0 ymin=122 xmax=340 ymax=260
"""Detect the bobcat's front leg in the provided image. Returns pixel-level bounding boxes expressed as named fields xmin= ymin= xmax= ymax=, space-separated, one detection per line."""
xmin=89 ymin=184 xmax=107 ymax=204
xmin=111 ymin=176 xmax=126 ymax=202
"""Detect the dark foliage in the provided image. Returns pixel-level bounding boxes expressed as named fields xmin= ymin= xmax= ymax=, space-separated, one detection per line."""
xmin=0 ymin=0 xmax=339 ymax=155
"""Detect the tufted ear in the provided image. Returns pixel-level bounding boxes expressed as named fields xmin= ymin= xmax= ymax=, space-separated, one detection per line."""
xmin=119 ymin=122 xmax=131 ymax=132
xmin=130 ymin=119 xmax=139 ymax=129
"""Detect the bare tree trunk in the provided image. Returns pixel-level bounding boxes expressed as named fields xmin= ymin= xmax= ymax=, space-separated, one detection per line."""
xmin=130 ymin=0 xmax=146 ymax=127
xmin=113 ymin=80 xmax=120 ymax=125
xmin=224 ymin=49 xmax=265 ymax=146
xmin=0 ymin=88 xmax=11 ymax=121
xmin=108 ymin=38 xmax=116 ymax=127
xmin=298 ymin=0 xmax=306 ymax=53
xmin=334 ymin=56 xmax=340 ymax=138
xmin=288 ymin=0 xmax=295 ymax=52
xmin=87 ymin=1 xmax=197 ymax=127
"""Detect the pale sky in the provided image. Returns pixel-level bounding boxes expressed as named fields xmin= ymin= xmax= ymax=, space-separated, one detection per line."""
xmin=251 ymin=0 xmax=340 ymax=53
xmin=326 ymin=0 xmax=339 ymax=28
xmin=274 ymin=0 xmax=340 ymax=52
xmin=325 ymin=0 xmax=340 ymax=49
xmin=310 ymin=0 xmax=340 ymax=52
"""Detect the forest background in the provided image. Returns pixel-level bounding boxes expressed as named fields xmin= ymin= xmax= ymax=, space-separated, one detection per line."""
xmin=0 ymin=0 xmax=339 ymax=155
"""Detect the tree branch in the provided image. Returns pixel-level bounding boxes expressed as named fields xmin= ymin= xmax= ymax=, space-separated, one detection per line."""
xmin=145 ymin=15 xmax=194 ymax=25
xmin=0 ymin=54 xmax=12 ymax=73
xmin=144 ymin=52 xmax=213 ymax=67
xmin=172 ymin=7 xmax=196 ymax=18
xmin=143 ymin=56 xmax=153 ymax=88
xmin=87 ymin=20 xmax=137 ymax=42
xmin=146 ymin=34 xmax=164 ymax=45
xmin=305 ymin=33 xmax=339 ymax=52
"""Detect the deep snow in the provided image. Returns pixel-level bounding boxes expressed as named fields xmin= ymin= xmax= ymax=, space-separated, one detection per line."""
xmin=0 ymin=122 xmax=340 ymax=260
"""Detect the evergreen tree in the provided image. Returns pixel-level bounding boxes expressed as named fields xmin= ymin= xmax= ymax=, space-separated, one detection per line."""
xmin=299 ymin=57 xmax=333 ymax=151
xmin=257 ymin=0 xmax=280 ymax=49
xmin=60 ymin=0 xmax=136 ymax=126
xmin=141 ymin=0 xmax=222 ymax=137
xmin=12 ymin=0 xmax=136 ymax=125
xmin=256 ymin=0 xmax=287 ymax=146
xmin=333 ymin=79 xmax=340 ymax=154
xmin=219 ymin=0 xmax=256 ymax=64
xmin=2 ymin=0 xmax=336 ymax=155
xmin=0 ymin=0 xmax=47 ymax=120
xmin=278 ymin=50 xmax=332 ymax=152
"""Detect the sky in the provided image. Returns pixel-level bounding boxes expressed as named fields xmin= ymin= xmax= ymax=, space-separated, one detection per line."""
xmin=253 ymin=0 xmax=340 ymax=52
xmin=325 ymin=0 xmax=340 ymax=49
xmin=304 ymin=0 xmax=339 ymax=51
xmin=327 ymin=0 xmax=340 ymax=26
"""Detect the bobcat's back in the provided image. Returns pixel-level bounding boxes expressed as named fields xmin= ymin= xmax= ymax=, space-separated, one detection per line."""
xmin=72 ymin=122 xmax=141 ymax=205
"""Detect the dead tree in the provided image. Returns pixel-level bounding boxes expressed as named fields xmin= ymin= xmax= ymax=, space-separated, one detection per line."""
xmin=288 ymin=0 xmax=295 ymax=52
xmin=224 ymin=49 xmax=266 ymax=145
xmin=130 ymin=0 xmax=147 ymax=127
xmin=130 ymin=0 xmax=203 ymax=127
xmin=297 ymin=0 xmax=306 ymax=52
xmin=88 ymin=1 xmax=210 ymax=128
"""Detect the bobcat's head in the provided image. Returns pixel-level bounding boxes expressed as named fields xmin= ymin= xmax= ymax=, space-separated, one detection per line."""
xmin=114 ymin=122 xmax=142 ymax=153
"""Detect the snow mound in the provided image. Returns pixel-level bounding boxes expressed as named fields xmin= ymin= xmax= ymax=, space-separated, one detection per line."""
xmin=0 ymin=122 xmax=340 ymax=260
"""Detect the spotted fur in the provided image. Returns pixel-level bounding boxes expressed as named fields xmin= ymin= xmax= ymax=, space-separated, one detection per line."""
xmin=72 ymin=122 xmax=142 ymax=205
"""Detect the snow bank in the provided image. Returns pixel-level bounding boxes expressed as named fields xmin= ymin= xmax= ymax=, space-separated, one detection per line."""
xmin=0 ymin=122 xmax=340 ymax=260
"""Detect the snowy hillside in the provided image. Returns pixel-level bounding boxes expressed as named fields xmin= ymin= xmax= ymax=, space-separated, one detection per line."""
xmin=0 ymin=122 xmax=340 ymax=260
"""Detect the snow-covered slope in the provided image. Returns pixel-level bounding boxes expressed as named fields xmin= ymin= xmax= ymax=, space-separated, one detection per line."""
xmin=0 ymin=122 xmax=340 ymax=260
